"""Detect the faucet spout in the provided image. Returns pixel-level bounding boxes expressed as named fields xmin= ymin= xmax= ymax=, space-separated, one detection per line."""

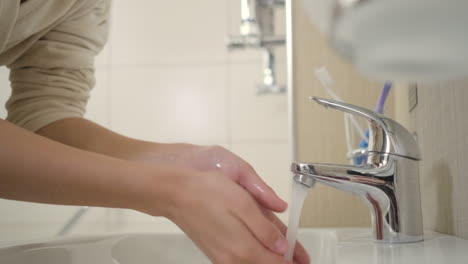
xmin=292 ymin=161 xmax=389 ymax=190
xmin=291 ymin=97 xmax=423 ymax=243
xmin=292 ymin=154 xmax=422 ymax=243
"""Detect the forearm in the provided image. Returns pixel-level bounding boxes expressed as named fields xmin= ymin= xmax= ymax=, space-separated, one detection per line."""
xmin=0 ymin=118 xmax=170 ymax=215
xmin=36 ymin=117 xmax=175 ymax=163
xmin=36 ymin=118 xmax=286 ymax=210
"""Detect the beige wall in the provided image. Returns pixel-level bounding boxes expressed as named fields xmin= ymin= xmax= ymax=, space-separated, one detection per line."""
xmin=399 ymin=81 xmax=468 ymax=240
xmin=292 ymin=0 xmax=395 ymax=227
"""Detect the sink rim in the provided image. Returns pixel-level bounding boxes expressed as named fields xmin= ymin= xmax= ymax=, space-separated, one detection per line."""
xmin=1 ymin=228 xmax=467 ymax=264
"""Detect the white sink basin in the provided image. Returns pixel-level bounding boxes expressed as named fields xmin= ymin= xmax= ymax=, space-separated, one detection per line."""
xmin=1 ymin=228 xmax=467 ymax=264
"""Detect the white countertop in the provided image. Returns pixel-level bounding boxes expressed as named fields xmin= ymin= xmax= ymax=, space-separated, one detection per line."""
xmin=298 ymin=228 xmax=468 ymax=264
xmin=0 ymin=228 xmax=467 ymax=264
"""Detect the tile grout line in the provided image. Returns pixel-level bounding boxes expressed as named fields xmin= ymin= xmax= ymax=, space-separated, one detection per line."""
xmin=106 ymin=41 xmax=112 ymax=130
xmin=106 ymin=6 xmax=115 ymax=131
xmin=226 ymin=0 xmax=233 ymax=150
xmin=227 ymin=59 xmax=233 ymax=149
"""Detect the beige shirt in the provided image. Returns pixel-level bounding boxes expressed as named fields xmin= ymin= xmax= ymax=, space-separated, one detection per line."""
xmin=0 ymin=0 xmax=110 ymax=131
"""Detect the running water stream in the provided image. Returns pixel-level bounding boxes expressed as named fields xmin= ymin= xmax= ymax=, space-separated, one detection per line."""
xmin=284 ymin=177 xmax=310 ymax=261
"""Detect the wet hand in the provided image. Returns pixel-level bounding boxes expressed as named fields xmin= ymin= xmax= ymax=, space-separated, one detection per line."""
xmin=153 ymin=144 xmax=288 ymax=213
xmin=141 ymin=144 xmax=310 ymax=263
xmin=158 ymin=169 xmax=293 ymax=264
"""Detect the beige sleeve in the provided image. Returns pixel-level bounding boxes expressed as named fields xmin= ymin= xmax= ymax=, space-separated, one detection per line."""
xmin=6 ymin=0 xmax=111 ymax=132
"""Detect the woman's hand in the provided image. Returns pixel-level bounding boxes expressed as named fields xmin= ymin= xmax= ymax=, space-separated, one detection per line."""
xmin=139 ymin=145 xmax=310 ymax=264
xmin=132 ymin=144 xmax=310 ymax=264
xmin=148 ymin=144 xmax=287 ymax=212
xmin=142 ymin=167 xmax=292 ymax=264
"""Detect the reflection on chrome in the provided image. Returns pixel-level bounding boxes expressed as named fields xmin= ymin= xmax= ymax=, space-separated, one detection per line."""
xmin=292 ymin=97 xmax=423 ymax=243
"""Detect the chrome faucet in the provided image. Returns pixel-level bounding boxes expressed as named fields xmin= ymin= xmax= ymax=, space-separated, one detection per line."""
xmin=292 ymin=97 xmax=423 ymax=243
xmin=227 ymin=0 xmax=286 ymax=94
xmin=227 ymin=0 xmax=286 ymax=49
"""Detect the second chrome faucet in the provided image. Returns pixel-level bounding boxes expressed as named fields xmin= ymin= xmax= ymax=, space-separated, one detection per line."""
xmin=292 ymin=97 xmax=423 ymax=243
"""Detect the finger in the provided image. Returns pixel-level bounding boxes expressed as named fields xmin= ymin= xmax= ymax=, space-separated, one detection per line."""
xmin=262 ymin=209 xmax=311 ymax=264
xmin=231 ymin=216 xmax=293 ymax=264
xmin=254 ymin=249 xmax=295 ymax=264
xmin=220 ymin=205 xmax=293 ymax=264
xmin=237 ymin=225 xmax=294 ymax=264
xmin=237 ymin=162 xmax=288 ymax=213
xmin=233 ymin=193 xmax=289 ymax=256
xmin=265 ymin=211 xmax=310 ymax=264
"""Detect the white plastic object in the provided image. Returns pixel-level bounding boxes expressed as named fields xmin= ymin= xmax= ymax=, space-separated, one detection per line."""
xmin=314 ymin=67 xmax=367 ymax=164
xmin=304 ymin=0 xmax=468 ymax=82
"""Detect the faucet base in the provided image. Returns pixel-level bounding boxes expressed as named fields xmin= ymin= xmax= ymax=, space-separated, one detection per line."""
xmin=373 ymin=234 xmax=424 ymax=244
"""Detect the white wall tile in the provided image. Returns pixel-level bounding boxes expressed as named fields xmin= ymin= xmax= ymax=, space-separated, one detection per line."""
xmin=110 ymin=66 xmax=228 ymax=144
xmin=57 ymin=208 xmax=181 ymax=237
xmin=85 ymin=67 xmax=110 ymax=127
xmin=230 ymin=62 xmax=288 ymax=142
xmin=70 ymin=209 xmax=181 ymax=235
xmin=0 ymin=206 xmax=181 ymax=244
xmin=110 ymin=0 xmax=228 ymax=66
xmin=231 ymin=142 xmax=292 ymax=222
xmin=0 ymin=67 xmax=10 ymax=119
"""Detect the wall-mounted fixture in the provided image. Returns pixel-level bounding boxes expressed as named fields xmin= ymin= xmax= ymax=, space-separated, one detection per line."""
xmin=227 ymin=0 xmax=286 ymax=94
